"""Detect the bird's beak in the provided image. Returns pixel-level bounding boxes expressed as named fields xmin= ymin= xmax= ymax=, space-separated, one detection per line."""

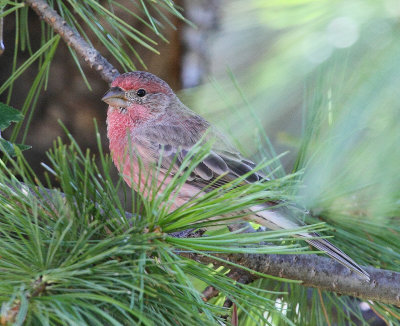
xmin=102 ymin=87 xmax=129 ymax=108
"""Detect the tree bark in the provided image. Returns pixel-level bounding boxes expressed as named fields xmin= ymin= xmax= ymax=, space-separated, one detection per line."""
xmin=181 ymin=250 xmax=400 ymax=306
xmin=26 ymin=0 xmax=120 ymax=84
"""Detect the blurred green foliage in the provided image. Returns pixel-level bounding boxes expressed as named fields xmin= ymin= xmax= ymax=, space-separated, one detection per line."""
xmin=184 ymin=0 xmax=400 ymax=228
xmin=181 ymin=1 xmax=400 ymax=323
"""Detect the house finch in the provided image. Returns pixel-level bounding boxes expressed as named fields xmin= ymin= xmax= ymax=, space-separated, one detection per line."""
xmin=102 ymin=71 xmax=369 ymax=280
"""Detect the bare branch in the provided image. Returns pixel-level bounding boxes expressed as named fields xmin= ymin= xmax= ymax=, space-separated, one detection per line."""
xmin=25 ymin=0 xmax=120 ymax=84
xmin=182 ymin=250 xmax=400 ymax=306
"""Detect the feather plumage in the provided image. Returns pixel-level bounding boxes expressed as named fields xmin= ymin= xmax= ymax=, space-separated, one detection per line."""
xmin=104 ymin=71 xmax=370 ymax=281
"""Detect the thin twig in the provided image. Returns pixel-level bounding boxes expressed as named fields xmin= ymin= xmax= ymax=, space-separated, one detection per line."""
xmin=369 ymin=303 xmax=389 ymax=326
xmin=382 ymin=304 xmax=400 ymax=320
xmin=25 ymin=0 xmax=120 ymax=83
xmin=318 ymin=288 xmax=332 ymax=326
xmin=232 ymin=303 xmax=238 ymax=326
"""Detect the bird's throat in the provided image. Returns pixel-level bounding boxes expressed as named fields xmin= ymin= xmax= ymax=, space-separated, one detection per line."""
xmin=106 ymin=104 xmax=152 ymax=161
xmin=107 ymin=104 xmax=151 ymax=128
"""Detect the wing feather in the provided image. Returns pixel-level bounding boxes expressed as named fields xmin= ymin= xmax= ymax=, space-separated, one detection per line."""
xmin=133 ymin=115 xmax=369 ymax=280
xmin=135 ymin=115 xmax=264 ymax=188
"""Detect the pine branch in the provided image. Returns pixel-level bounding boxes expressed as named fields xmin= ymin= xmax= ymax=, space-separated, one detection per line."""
xmin=8 ymin=182 xmax=400 ymax=307
xmin=0 ymin=274 xmax=49 ymax=324
xmin=182 ymin=249 xmax=400 ymax=306
xmin=19 ymin=0 xmax=400 ymax=309
xmin=11 ymin=177 xmax=400 ymax=310
xmin=25 ymin=0 xmax=120 ymax=84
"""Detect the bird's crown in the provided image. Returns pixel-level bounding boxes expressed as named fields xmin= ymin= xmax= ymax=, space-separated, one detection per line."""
xmin=111 ymin=71 xmax=173 ymax=96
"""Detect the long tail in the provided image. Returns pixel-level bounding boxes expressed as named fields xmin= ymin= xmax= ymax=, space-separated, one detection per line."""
xmin=249 ymin=205 xmax=370 ymax=281
xmin=307 ymin=235 xmax=369 ymax=280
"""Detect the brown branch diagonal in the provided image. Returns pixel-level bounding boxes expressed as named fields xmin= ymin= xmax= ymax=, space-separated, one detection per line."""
xmin=25 ymin=0 xmax=120 ymax=84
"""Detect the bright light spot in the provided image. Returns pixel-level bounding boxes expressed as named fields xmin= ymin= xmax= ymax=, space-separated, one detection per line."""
xmin=274 ymin=298 xmax=288 ymax=315
xmin=359 ymin=301 xmax=370 ymax=311
xmin=327 ymin=17 xmax=359 ymax=48
xmin=21 ymin=184 xmax=29 ymax=196
xmin=264 ymin=311 xmax=272 ymax=324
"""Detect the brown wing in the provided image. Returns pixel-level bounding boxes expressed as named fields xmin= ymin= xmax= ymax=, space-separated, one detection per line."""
xmin=135 ymin=119 xmax=266 ymax=189
xmin=134 ymin=114 xmax=370 ymax=280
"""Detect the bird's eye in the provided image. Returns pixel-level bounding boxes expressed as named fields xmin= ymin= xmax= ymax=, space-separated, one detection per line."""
xmin=136 ymin=89 xmax=146 ymax=97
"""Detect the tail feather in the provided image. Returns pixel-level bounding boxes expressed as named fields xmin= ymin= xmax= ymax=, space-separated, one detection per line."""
xmin=249 ymin=206 xmax=370 ymax=281
xmin=307 ymin=235 xmax=370 ymax=281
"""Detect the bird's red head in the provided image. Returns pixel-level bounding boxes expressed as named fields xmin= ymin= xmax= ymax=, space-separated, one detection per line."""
xmin=110 ymin=71 xmax=173 ymax=95
xmin=102 ymin=71 xmax=175 ymax=115
xmin=103 ymin=71 xmax=179 ymax=140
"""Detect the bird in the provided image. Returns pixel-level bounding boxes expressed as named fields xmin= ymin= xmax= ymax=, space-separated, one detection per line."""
xmin=102 ymin=71 xmax=369 ymax=281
